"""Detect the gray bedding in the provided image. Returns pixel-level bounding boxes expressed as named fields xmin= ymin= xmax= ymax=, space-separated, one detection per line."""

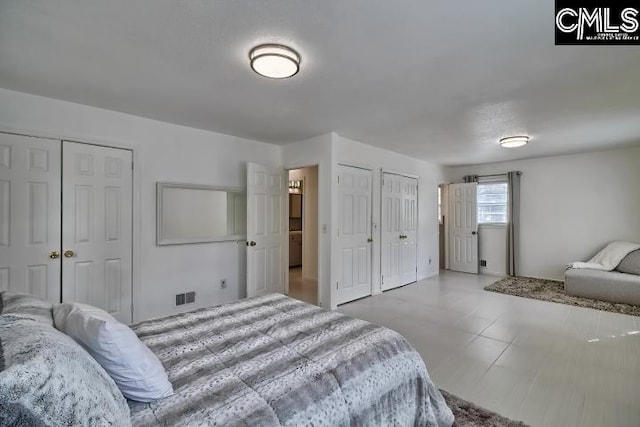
xmin=129 ymin=293 xmax=453 ymax=426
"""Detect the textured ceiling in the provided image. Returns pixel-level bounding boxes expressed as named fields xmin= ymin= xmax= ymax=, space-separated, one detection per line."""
xmin=1 ymin=0 xmax=639 ymax=166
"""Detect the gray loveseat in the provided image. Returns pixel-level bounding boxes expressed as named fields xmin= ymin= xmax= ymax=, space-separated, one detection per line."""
xmin=565 ymin=249 xmax=640 ymax=305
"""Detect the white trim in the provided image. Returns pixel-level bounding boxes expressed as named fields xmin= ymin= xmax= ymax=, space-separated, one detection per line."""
xmin=380 ymin=169 xmax=419 ymax=179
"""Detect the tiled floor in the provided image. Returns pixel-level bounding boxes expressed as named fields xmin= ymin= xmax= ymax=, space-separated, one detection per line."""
xmin=288 ymin=267 xmax=318 ymax=305
xmin=338 ymin=270 xmax=640 ymax=427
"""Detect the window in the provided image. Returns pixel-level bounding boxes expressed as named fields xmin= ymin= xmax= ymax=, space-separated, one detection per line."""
xmin=477 ymin=182 xmax=507 ymax=223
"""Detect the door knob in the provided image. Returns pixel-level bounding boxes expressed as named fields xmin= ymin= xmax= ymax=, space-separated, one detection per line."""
xmin=367 ymin=237 xmax=373 ymax=243
xmin=246 ymin=241 xmax=257 ymax=247
xmin=49 ymin=251 xmax=60 ymax=259
xmin=64 ymin=250 xmax=75 ymax=258
xmin=472 ymin=231 xmax=477 ymax=235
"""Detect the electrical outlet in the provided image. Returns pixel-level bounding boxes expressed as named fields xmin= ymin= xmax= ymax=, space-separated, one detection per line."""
xmin=220 ymin=279 xmax=227 ymax=289
xmin=185 ymin=291 xmax=195 ymax=304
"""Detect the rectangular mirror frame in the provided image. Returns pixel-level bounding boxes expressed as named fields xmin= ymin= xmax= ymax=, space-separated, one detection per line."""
xmin=156 ymin=182 xmax=246 ymax=245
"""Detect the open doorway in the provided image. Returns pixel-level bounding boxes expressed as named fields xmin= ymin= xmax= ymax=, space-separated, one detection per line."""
xmin=287 ymin=166 xmax=319 ymax=305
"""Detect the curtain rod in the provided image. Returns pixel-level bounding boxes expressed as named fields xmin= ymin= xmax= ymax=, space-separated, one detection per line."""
xmin=466 ymin=171 xmax=523 ymax=178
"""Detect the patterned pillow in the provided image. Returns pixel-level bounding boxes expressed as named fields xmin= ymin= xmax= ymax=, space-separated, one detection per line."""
xmin=616 ymin=249 xmax=640 ymax=275
xmin=0 ymin=316 xmax=130 ymax=426
xmin=0 ymin=291 xmax=54 ymax=326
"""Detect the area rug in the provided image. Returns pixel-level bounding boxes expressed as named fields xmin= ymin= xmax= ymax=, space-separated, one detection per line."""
xmin=441 ymin=389 xmax=528 ymax=427
xmin=485 ymin=276 xmax=640 ymax=316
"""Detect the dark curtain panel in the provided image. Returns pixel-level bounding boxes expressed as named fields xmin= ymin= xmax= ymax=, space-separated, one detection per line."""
xmin=507 ymin=171 xmax=522 ymax=276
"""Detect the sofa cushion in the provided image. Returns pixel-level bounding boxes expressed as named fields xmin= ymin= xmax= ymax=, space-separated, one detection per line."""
xmin=0 ymin=290 xmax=54 ymax=326
xmin=616 ymin=249 xmax=640 ymax=275
xmin=0 ymin=316 xmax=130 ymax=426
xmin=565 ymin=268 xmax=640 ymax=306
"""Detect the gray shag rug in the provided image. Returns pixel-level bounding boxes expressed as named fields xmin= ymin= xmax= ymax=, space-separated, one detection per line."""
xmin=485 ymin=276 xmax=640 ymax=316
xmin=441 ymin=390 xmax=528 ymax=427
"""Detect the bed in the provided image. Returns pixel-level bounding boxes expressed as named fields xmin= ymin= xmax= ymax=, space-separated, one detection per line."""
xmin=128 ymin=293 xmax=453 ymax=426
xmin=0 ymin=292 xmax=453 ymax=426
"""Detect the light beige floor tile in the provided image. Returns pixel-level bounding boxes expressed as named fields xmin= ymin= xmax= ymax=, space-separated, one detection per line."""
xmin=463 ymin=335 xmax=509 ymax=364
xmin=467 ymin=365 xmax=537 ymax=421
xmin=580 ymin=394 xmax=640 ymax=427
xmin=480 ymin=320 xmax=520 ymax=343
xmin=337 ymin=270 xmax=640 ymax=427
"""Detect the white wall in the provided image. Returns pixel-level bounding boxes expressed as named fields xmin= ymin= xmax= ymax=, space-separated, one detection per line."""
xmin=446 ymin=146 xmax=640 ymax=280
xmin=0 ymin=88 xmax=281 ymax=321
xmin=282 ymin=133 xmax=333 ymax=309
xmin=478 ymin=225 xmax=508 ymax=276
xmin=333 ymin=134 xmax=445 ymax=306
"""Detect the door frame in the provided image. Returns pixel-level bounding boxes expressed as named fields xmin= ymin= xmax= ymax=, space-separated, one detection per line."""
xmin=0 ymin=127 xmax=141 ymax=322
xmin=284 ymin=165 xmax=320 ymax=305
xmin=380 ymin=169 xmax=419 ymax=291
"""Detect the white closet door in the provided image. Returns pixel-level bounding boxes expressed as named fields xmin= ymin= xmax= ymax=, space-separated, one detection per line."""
xmin=337 ymin=165 xmax=372 ymax=304
xmin=246 ymin=162 xmax=286 ymax=297
xmin=400 ymin=176 xmax=418 ymax=285
xmin=62 ymin=142 xmax=133 ymax=323
xmin=0 ymin=133 xmax=61 ymax=300
xmin=449 ymin=182 xmax=478 ymax=274
xmin=381 ymin=173 xmax=402 ymax=291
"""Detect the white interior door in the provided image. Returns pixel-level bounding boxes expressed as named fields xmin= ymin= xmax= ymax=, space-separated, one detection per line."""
xmin=449 ymin=182 xmax=478 ymax=274
xmin=0 ymin=133 xmax=61 ymax=300
xmin=400 ymin=176 xmax=418 ymax=285
xmin=62 ymin=142 xmax=133 ymax=323
xmin=381 ymin=173 xmax=402 ymax=290
xmin=247 ymin=162 xmax=285 ymax=297
xmin=337 ymin=165 xmax=372 ymax=304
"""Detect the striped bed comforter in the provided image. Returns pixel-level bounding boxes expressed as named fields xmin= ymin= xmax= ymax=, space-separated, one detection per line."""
xmin=128 ymin=294 xmax=453 ymax=427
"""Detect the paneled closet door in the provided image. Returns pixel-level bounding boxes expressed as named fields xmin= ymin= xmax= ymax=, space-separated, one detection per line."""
xmin=381 ymin=173 xmax=418 ymax=291
xmin=448 ymin=182 xmax=478 ymax=274
xmin=62 ymin=142 xmax=133 ymax=323
xmin=336 ymin=165 xmax=373 ymax=305
xmin=400 ymin=176 xmax=418 ymax=285
xmin=381 ymin=173 xmax=403 ymax=291
xmin=0 ymin=133 xmax=61 ymax=300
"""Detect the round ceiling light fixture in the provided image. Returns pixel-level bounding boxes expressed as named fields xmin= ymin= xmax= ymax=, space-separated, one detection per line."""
xmin=499 ymin=135 xmax=529 ymax=148
xmin=249 ymin=44 xmax=300 ymax=79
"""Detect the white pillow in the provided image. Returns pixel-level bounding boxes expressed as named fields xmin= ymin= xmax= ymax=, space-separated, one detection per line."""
xmin=53 ymin=302 xmax=173 ymax=403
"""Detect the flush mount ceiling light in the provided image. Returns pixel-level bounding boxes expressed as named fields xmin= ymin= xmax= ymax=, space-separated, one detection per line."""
xmin=499 ymin=136 xmax=529 ymax=148
xmin=249 ymin=44 xmax=300 ymax=79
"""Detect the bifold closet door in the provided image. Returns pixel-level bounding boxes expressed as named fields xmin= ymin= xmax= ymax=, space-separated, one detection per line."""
xmin=0 ymin=133 xmax=62 ymax=300
xmin=381 ymin=173 xmax=403 ymax=290
xmin=381 ymin=173 xmax=418 ymax=291
xmin=336 ymin=165 xmax=373 ymax=305
xmin=62 ymin=142 xmax=133 ymax=323
xmin=400 ymin=177 xmax=418 ymax=285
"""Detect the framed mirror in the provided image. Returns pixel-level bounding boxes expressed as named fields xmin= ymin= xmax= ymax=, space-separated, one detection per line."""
xmin=156 ymin=182 xmax=246 ymax=245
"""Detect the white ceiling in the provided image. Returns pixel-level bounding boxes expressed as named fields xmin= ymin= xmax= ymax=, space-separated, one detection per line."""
xmin=1 ymin=1 xmax=639 ymax=166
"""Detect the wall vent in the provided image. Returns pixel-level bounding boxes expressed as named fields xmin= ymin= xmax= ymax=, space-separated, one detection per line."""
xmin=176 ymin=293 xmax=186 ymax=306
xmin=185 ymin=291 xmax=196 ymax=304
xmin=480 ymin=260 xmax=487 ymax=267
